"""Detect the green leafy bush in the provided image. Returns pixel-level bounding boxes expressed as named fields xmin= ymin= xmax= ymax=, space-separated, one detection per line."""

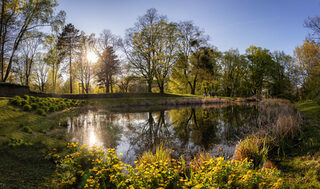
xmin=20 ymin=99 xmax=28 ymax=106
xmin=49 ymin=106 xmax=56 ymax=112
xmin=9 ymin=96 xmax=85 ymax=114
xmin=31 ymin=103 xmax=39 ymax=110
xmin=22 ymin=126 xmax=32 ymax=133
xmin=23 ymin=95 xmax=30 ymax=101
xmin=7 ymin=137 xmax=32 ymax=147
xmin=36 ymin=108 xmax=46 ymax=116
xmin=23 ymin=104 xmax=32 ymax=111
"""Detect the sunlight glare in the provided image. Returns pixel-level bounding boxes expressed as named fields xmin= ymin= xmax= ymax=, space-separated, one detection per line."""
xmin=89 ymin=130 xmax=97 ymax=147
xmin=87 ymin=51 xmax=98 ymax=63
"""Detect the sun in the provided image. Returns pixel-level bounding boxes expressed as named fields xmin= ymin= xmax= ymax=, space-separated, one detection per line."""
xmin=87 ymin=51 xmax=98 ymax=63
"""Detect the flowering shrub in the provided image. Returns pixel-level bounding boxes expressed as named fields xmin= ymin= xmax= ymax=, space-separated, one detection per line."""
xmin=185 ymin=153 xmax=283 ymax=189
xmin=123 ymin=146 xmax=183 ymax=189
xmin=52 ymin=143 xmax=125 ymax=188
xmin=52 ymin=143 xmax=283 ymax=189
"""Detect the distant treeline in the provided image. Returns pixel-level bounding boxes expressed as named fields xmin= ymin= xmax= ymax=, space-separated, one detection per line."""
xmin=0 ymin=2 xmax=319 ymax=102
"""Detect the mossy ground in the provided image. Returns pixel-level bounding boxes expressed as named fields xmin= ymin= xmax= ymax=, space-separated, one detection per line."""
xmin=277 ymin=101 xmax=320 ymax=188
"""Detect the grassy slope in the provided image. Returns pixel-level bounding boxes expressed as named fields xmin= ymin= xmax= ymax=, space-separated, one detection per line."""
xmin=0 ymin=98 xmax=71 ymax=188
xmin=278 ymin=101 xmax=320 ymax=188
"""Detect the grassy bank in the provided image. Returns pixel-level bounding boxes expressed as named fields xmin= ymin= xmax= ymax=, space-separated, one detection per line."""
xmin=0 ymin=97 xmax=81 ymax=188
xmin=277 ymin=101 xmax=320 ymax=188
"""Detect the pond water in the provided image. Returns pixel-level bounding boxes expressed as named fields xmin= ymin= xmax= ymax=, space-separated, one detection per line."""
xmin=65 ymin=104 xmax=259 ymax=164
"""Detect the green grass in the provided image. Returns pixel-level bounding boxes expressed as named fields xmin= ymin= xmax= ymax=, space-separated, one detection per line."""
xmin=0 ymin=97 xmax=77 ymax=188
xmin=277 ymin=101 xmax=320 ymax=188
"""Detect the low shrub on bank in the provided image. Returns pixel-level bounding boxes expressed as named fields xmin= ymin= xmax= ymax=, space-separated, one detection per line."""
xmin=23 ymin=104 xmax=32 ymax=111
xmin=52 ymin=143 xmax=125 ymax=188
xmin=187 ymin=153 xmax=282 ymax=189
xmin=8 ymin=95 xmax=85 ymax=115
xmin=234 ymin=136 xmax=269 ymax=168
xmin=22 ymin=126 xmax=32 ymax=133
xmin=52 ymin=143 xmax=283 ymax=189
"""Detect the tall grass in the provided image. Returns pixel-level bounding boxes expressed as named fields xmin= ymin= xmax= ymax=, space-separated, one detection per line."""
xmin=256 ymin=101 xmax=302 ymax=148
xmin=234 ymin=136 xmax=269 ymax=168
xmin=234 ymin=100 xmax=302 ymax=167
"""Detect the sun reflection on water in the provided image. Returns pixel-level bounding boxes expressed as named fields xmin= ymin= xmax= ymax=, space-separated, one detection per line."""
xmin=89 ymin=129 xmax=97 ymax=147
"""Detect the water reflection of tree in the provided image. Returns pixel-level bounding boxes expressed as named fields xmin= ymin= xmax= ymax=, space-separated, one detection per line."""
xmin=125 ymin=111 xmax=178 ymax=159
xmin=170 ymin=105 xmax=259 ymax=150
xmin=67 ymin=105 xmax=260 ymax=163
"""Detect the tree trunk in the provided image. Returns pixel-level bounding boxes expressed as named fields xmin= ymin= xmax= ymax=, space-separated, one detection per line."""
xmin=52 ymin=64 xmax=56 ymax=93
xmin=105 ymin=82 xmax=109 ymax=94
xmin=191 ymin=86 xmax=196 ymax=95
xmin=81 ymin=82 xmax=85 ymax=94
xmin=159 ymin=82 xmax=164 ymax=94
xmin=147 ymin=80 xmax=152 ymax=93
xmin=69 ymin=49 xmax=73 ymax=94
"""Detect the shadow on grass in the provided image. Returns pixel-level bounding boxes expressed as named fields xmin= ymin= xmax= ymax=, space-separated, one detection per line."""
xmin=0 ymin=144 xmax=56 ymax=188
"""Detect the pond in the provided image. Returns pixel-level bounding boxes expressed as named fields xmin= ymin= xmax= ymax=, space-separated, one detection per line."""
xmin=65 ymin=103 xmax=259 ymax=164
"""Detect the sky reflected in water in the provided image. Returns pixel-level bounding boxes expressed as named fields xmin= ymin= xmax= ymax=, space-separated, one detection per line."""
xmin=66 ymin=104 xmax=258 ymax=164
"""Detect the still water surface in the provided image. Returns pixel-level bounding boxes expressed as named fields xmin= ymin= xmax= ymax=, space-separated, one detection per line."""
xmin=65 ymin=104 xmax=258 ymax=164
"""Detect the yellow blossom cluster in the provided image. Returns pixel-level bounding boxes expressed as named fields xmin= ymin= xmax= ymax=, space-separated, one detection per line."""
xmin=52 ymin=143 xmax=283 ymax=189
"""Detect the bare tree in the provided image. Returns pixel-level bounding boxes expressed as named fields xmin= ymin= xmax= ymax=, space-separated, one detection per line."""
xmin=305 ymin=16 xmax=320 ymax=44
xmin=74 ymin=32 xmax=95 ymax=94
xmin=19 ymin=32 xmax=42 ymax=86
xmin=34 ymin=53 xmax=49 ymax=92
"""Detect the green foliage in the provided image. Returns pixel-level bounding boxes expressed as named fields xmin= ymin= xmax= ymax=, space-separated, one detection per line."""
xmin=22 ymin=126 xmax=32 ymax=133
xmin=186 ymin=154 xmax=282 ymax=188
xmin=7 ymin=137 xmax=32 ymax=147
xmin=23 ymin=95 xmax=30 ymax=101
xmin=36 ymin=108 xmax=46 ymax=116
xmin=31 ymin=103 xmax=39 ymax=110
xmin=52 ymin=143 xmax=125 ymax=188
xmin=234 ymin=136 xmax=269 ymax=168
xmin=53 ymin=144 xmax=283 ymax=189
xmin=23 ymin=104 xmax=32 ymax=111
xmin=0 ymin=0 xmax=64 ymax=82
xmin=126 ymin=146 xmax=181 ymax=188
xmin=49 ymin=106 xmax=56 ymax=112
xmin=8 ymin=96 xmax=84 ymax=115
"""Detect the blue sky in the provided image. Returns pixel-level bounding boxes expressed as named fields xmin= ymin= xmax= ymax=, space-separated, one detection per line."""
xmin=57 ymin=0 xmax=320 ymax=55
